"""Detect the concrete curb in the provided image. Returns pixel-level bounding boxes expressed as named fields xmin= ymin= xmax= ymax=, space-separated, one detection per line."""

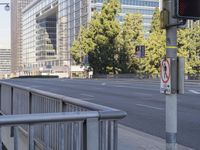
xmin=118 ymin=124 xmax=194 ymax=150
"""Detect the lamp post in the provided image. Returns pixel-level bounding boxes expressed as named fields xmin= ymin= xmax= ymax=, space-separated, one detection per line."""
xmin=0 ymin=3 xmax=10 ymax=11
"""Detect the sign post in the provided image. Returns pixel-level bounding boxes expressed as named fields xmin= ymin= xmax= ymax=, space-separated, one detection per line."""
xmin=162 ymin=0 xmax=178 ymax=150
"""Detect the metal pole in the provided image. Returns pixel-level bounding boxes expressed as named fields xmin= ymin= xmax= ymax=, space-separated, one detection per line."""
xmin=0 ymin=127 xmax=2 ymax=150
xmin=163 ymin=0 xmax=178 ymax=150
xmin=85 ymin=118 xmax=99 ymax=150
xmin=14 ymin=126 xmax=19 ymax=150
xmin=28 ymin=125 xmax=34 ymax=150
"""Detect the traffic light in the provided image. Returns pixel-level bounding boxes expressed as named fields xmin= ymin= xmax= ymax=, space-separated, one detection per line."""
xmin=175 ymin=0 xmax=200 ymax=19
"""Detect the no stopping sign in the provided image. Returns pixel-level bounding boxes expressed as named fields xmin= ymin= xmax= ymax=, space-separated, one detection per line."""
xmin=160 ymin=58 xmax=171 ymax=94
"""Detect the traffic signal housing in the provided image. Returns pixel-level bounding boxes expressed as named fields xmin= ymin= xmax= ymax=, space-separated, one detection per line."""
xmin=175 ymin=0 xmax=200 ymax=19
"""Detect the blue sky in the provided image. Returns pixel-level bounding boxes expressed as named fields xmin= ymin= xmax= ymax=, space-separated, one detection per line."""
xmin=0 ymin=0 xmax=10 ymax=49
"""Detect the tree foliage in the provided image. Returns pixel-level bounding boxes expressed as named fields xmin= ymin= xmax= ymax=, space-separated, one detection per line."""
xmin=72 ymin=0 xmax=121 ymax=74
xmin=141 ymin=8 xmax=166 ymax=77
xmin=71 ymin=4 xmax=200 ymax=77
xmin=89 ymin=0 xmax=121 ymax=74
xmin=178 ymin=23 xmax=200 ymax=75
xmin=71 ymin=27 xmax=95 ymax=64
xmin=118 ymin=13 xmax=144 ymax=73
xmin=150 ymin=8 xmax=161 ymax=33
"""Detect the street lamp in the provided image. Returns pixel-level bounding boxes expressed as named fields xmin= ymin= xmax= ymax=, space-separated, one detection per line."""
xmin=0 ymin=3 xmax=10 ymax=11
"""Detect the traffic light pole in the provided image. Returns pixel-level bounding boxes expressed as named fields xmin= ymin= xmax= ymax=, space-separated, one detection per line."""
xmin=163 ymin=0 xmax=178 ymax=150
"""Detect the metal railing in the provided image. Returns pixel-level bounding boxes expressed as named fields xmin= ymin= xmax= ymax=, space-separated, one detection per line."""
xmin=0 ymin=81 xmax=126 ymax=150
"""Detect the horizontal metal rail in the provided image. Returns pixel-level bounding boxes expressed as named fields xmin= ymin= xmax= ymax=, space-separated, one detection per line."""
xmin=0 ymin=112 xmax=100 ymax=150
xmin=0 ymin=112 xmax=99 ymax=125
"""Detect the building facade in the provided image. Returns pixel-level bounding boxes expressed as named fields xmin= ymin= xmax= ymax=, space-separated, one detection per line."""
xmin=11 ymin=0 xmax=34 ymax=75
xmin=92 ymin=0 xmax=159 ymax=33
xmin=22 ymin=0 xmax=89 ymax=76
xmin=21 ymin=0 xmax=159 ymax=77
xmin=0 ymin=49 xmax=11 ymax=77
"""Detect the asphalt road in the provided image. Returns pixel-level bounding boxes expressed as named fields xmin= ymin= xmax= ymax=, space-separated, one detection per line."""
xmin=2 ymin=78 xmax=200 ymax=149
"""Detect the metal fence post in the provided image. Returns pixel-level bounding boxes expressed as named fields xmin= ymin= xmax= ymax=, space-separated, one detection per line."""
xmin=11 ymin=87 xmax=13 ymax=115
xmin=113 ymin=120 xmax=118 ymax=150
xmin=10 ymin=87 xmax=14 ymax=137
xmin=44 ymin=124 xmax=50 ymax=150
xmin=0 ymin=84 xmax=1 ymax=111
xmin=0 ymin=127 xmax=2 ymax=150
xmin=73 ymin=122 xmax=81 ymax=150
xmin=67 ymin=123 xmax=73 ymax=150
xmin=29 ymin=125 xmax=34 ymax=150
xmin=84 ymin=118 xmax=99 ymax=150
xmin=59 ymin=124 xmax=65 ymax=150
xmin=108 ymin=121 xmax=112 ymax=150
xmin=14 ymin=126 xmax=19 ymax=150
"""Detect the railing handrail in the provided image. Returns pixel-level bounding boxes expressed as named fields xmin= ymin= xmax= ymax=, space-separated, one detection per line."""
xmin=0 ymin=81 xmax=127 ymax=120
xmin=0 ymin=111 xmax=99 ymax=126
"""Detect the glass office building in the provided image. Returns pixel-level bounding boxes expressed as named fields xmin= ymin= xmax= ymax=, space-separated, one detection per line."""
xmin=22 ymin=0 xmax=89 ymax=76
xmin=22 ymin=0 xmax=159 ymax=76
xmin=36 ymin=15 xmax=57 ymax=62
xmin=0 ymin=49 xmax=11 ymax=75
xmin=11 ymin=0 xmax=34 ymax=75
xmin=92 ymin=0 xmax=159 ymax=33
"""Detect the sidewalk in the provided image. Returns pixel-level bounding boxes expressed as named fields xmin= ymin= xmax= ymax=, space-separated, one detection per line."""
xmin=118 ymin=124 xmax=194 ymax=150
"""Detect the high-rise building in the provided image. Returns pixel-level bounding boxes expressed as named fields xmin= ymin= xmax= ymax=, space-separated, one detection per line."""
xmin=22 ymin=0 xmax=89 ymax=76
xmin=0 ymin=49 xmax=11 ymax=75
xmin=92 ymin=0 xmax=159 ymax=33
xmin=21 ymin=0 xmax=159 ymax=77
xmin=11 ymin=0 xmax=34 ymax=75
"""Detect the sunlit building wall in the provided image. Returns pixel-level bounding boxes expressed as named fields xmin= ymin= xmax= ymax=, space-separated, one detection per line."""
xmin=0 ymin=49 xmax=11 ymax=74
xmin=22 ymin=0 xmax=89 ymax=76
xmin=11 ymin=0 xmax=34 ymax=75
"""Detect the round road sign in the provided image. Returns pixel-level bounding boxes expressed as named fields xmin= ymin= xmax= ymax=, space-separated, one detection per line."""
xmin=160 ymin=59 xmax=170 ymax=84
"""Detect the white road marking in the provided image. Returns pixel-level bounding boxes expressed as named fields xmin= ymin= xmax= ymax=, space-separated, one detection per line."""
xmin=80 ymin=94 xmax=94 ymax=98
xmin=111 ymin=85 xmax=159 ymax=91
xmin=114 ymin=82 xmax=132 ymax=85
xmin=101 ymin=82 xmax=106 ymax=86
xmin=80 ymin=93 xmax=95 ymax=101
xmin=136 ymin=104 xmax=164 ymax=110
xmin=189 ymin=90 xmax=200 ymax=95
xmin=133 ymin=92 xmax=153 ymax=97
xmin=81 ymin=98 xmax=94 ymax=101
xmin=112 ymin=85 xmax=128 ymax=88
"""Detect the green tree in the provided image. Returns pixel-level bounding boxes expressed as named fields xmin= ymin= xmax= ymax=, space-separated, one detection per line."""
xmin=177 ymin=28 xmax=192 ymax=74
xmin=71 ymin=0 xmax=121 ymax=75
xmin=150 ymin=7 xmax=161 ymax=33
xmin=118 ymin=13 xmax=144 ymax=73
xmin=88 ymin=0 xmax=121 ymax=74
xmin=71 ymin=27 xmax=95 ymax=64
xmin=190 ymin=23 xmax=200 ymax=75
xmin=178 ymin=23 xmax=200 ymax=76
xmin=142 ymin=7 xmax=166 ymax=77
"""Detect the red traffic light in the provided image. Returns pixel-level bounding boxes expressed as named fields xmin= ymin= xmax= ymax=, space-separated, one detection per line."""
xmin=176 ymin=0 xmax=200 ymax=19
